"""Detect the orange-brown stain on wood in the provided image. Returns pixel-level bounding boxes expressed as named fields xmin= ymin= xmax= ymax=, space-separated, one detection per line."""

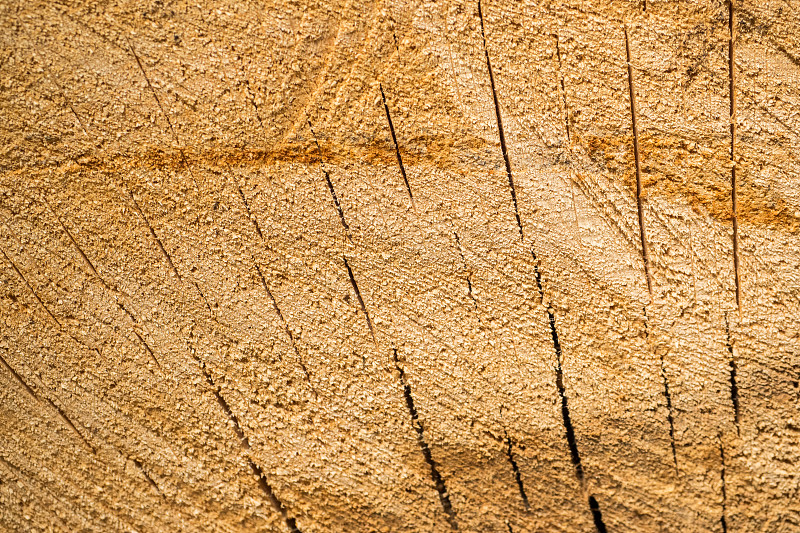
xmin=575 ymin=132 xmax=800 ymax=234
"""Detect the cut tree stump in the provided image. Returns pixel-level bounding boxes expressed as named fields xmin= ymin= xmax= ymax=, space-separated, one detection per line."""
xmin=2 ymin=0 xmax=800 ymax=531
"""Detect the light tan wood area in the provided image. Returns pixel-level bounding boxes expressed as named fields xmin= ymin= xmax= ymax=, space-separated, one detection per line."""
xmin=2 ymin=0 xmax=800 ymax=531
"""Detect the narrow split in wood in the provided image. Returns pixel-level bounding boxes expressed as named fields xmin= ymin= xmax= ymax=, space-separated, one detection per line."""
xmin=624 ymin=25 xmax=653 ymax=297
xmin=308 ymin=121 xmax=353 ymax=242
xmin=728 ymin=0 xmax=743 ymax=312
xmin=379 ymin=83 xmax=415 ymax=209
xmin=195 ymin=355 xmax=302 ymax=532
xmin=393 ymin=350 xmax=459 ymax=530
xmin=128 ymin=40 xmax=197 ymax=190
xmin=478 ymin=0 xmax=523 ymax=240
xmin=343 ymin=256 xmax=377 ymax=347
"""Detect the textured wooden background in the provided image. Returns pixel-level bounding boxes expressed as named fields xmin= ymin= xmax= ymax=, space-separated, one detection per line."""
xmin=2 ymin=0 xmax=800 ymax=531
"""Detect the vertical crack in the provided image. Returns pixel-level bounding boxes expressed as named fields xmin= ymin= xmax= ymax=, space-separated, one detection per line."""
xmin=132 ymin=458 xmax=161 ymax=495
xmin=728 ymin=0 xmax=742 ymax=312
xmin=505 ymin=433 xmax=530 ymax=511
xmin=128 ymin=40 xmax=197 ymax=190
xmin=127 ymin=190 xmax=181 ymax=281
xmin=254 ymin=261 xmax=314 ymax=392
xmin=478 ymin=0 xmax=523 ymax=240
xmin=624 ymin=25 xmax=653 ymax=296
xmin=0 ymin=352 xmax=39 ymax=400
xmin=728 ymin=0 xmax=742 ymax=311
xmin=1 ymin=350 xmax=95 ymax=454
xmin=644 ymin=307 xmax=678 ymax=474
xmin=724 ymin=313 xmax=740 ymax=435
xmin=533 ymin=250 xmax=583 ymax=481
xmin=589 ymin=495 xmax=609 ymax=533
xmin=133 ymin=330 xmax=162 ymax=370
xmin=50 ymin=76 xmax=89 ymax=137
xmin=194 ymin=355 xmax=302 ymax=533
xmin=42 ymin=198 xmax=111 ymax=290
xmin=45 ymin=397 xmax=96 ymax=454
xmin=308 ymin=121 xmax=352 ymax=242
xmin=719 ymin=438 xmax=729 ymax=533
xmin=549 ymin=309 xmax=584 ymax=482
xmin=236 ymin=183 xmax=264 ymax=240
xmin=343 ymin=256 xmax=377 ymax=346
xmin=453 ymin=232 xmax=477 ymax=309
xmin=393 ymin=350 xmax=459 ymax=530
xmin=532 ymin=250 xmax=609 ymax=531
xmin=1 ymin=245 xmax=62 ymax=327
xmin=379 ymin=83 xmax=415 ymax=209
xmin=118 ymin=303 xmax=162 ymax=370
xmin=193 ymin=281 xmax=213 ymax=315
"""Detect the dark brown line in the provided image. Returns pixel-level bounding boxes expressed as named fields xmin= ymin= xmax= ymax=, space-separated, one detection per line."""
xmin=549 ymin=308 xmax=583 ymax=482
xmin=44 ymin=199 xmax=110 ymax=289
xmin=307 ymin=121 xmax=352 ymax=241
xmin=588 ymin=495 xmax=609 ymax=533
xmin=719 ymin=438 xmax=728 ymax=533
xmin=133 ymin=331 xmax=162 ymax=370
xmin=644 ymin=306 xmax=679 ymax=475
xmin=0 ymin=352 xmax=40 ymax=400
xmin=724 ymin=313 xmax=740 ymax=435
xmin=661 ymin=360 xmax=679 ymax=474
xmin=118 ymin=302 xmax=138 ymax=323
xmin=478 ymin=0 xmax=523 ymax=240
xmin=533 ymin=249 xmax=610 ymax=527
xmin=531 ymin=251 xmax=584 ymax=481
xmin=249 ymin=459 xmax=302 ymax=533
xmin=132 ymin=459 xmax=161 ymax=495
xmin=46 ymin=397 xmax=96 ymax=454
xmin=555 ymin=34 xmax=571 ymax=145
xmin=505 ymin=434 xmax=530 ymax=511
xmin=379 ymin=84 xmax=415 ymax=207
xmin=50 ymin=76 xmax=88 ymax=136
xmin=729 ymin=0 xmax=742 ymax=311
xmin=254 ymin=262 xmax=284 ymax=363
xmin=128 ymin=41 xmax=198 ymax=189
xmin=0 ymin=246 xmax=62 ymax=327
xmin=323 ymin=169 xmax=351 ymax=238
xmin=236 ymin=184 xmax=264 ymax=240
xmin=343 ymin=256 xmax=377 ymax=346
xmin=624 ymin=25 xmax=653 ymax=296
xmin=193 ymin=281 xmax=213 ymax=315
xmin=393 ymin=350 xmax=459 ymax=530
xmin=453 ymin=232 xmax=478 ymax=309
xmin=197 ymin=357 xmax=302 ymax=532
xmin=128 ymin=191 xmax=182 ymax=281
xmin=254 ymin=261 xmax=315 ymax=391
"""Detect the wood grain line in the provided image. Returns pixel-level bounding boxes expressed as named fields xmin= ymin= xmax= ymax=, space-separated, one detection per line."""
xmin=380 ymin=83 xmax=415 ymax=209
xmin=343 ymin=256 xmax=377 ymax=347
xmin=624 ymin=25 xmax=653 ymax=297
xmin=478 ymin=0 xmax=523 ymax=240
xmin=128 ymin=40 xmax=198 ymax=190
xmin=729 ymin=0 xmax=742 ymax=312
xmin=393 ymin=350 xmax=459 ymax=530
xmin=127 ymin=190 xmax=181 ymax=281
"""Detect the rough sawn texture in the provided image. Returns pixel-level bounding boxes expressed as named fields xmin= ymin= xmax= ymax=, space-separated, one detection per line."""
xmin=1 ymin=0 xmax=800 ymax=531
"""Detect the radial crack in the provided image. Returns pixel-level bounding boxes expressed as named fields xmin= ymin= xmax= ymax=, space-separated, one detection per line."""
xmin=393 ymin=350 xmax=458 ymax=530
xmin=478 ymin=0 xmax=523 ymax=240
xmin=624 ymin=25 xmax=653 ymax=296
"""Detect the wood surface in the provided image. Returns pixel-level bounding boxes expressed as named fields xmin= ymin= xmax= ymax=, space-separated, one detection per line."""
xmin=1 ymin=0 xmax=800 ymax=531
